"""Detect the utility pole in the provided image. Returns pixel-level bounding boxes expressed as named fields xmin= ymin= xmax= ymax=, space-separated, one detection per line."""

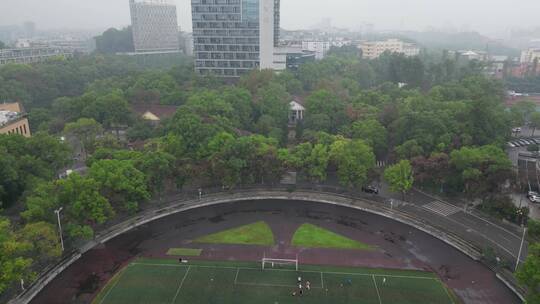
xmin=515 ymin=209 xmax=527 ymax=272
xmin=54 ymin=207 xmax=64 ymax=252
xmin=515 ymin=227 xmax=527 ymax=272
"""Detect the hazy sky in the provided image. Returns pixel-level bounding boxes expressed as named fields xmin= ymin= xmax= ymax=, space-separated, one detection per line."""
xmin=1 ymin=0 xmax=539 ymax=36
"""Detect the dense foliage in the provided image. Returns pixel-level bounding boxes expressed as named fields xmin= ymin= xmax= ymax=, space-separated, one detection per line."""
xmin=0 ymin=48 xmax=529 ymax=298
xmin=94 ymin=27 xmax=134 ymax=54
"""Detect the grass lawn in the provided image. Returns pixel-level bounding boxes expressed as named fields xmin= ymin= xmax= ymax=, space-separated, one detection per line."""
xmin=292 ymin=223 xmax=374 ymax=250
xmin=193 ymin=221 xmax=274 ymax=246
xmin=94 ymin=258 xmax=457 ymax=304
xmin=166 ymin=248 xmax=202 ymax=256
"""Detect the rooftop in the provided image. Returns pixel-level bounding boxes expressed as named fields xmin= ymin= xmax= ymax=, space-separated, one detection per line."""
xmin=0 ymin=110 xmax=21 ymax=126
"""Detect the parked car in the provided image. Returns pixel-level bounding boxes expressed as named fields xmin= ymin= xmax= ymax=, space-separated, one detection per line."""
xmin=513 ymin=127 xmax=522 ymax=133
xmin=528 ymin=191 xmax=540 ymax=203
xmin=530 ymin=195 xmax=540 ymax=203
xmin=362 ymin=185 xmax=379 ymax=194
xmin=508 ymin=142 xmax=517 ymax=148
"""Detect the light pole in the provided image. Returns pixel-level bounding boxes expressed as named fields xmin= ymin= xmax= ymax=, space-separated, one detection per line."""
xmin=54 ymin=207 xmax=64 ymax=252
xmin=515 ymin=209 xmax=527 ymax=272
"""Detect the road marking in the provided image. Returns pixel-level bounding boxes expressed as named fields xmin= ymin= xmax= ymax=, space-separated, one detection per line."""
xmin=430 ymin=213 xmax=526 ymax=262
xmin=171 ymin=266 xmax=191 ymax=304
xmin=320 ymin=272 xmax=324 ymax=290
xmin=415 ymin=189 xmax=522 ymax=240
xmin=422 ymin=201 xmax=461 ymax=217
xmin=372 ymin=275 xmax=382 ymax=304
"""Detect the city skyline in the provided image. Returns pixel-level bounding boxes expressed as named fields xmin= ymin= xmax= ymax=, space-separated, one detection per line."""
xmin=1 ymin=0 xmax=540 ymax=38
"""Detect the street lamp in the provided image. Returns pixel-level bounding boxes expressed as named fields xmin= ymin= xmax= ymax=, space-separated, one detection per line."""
xmin=515 ymin=208 xmax=527 ymax=272
xmin=54 ymin=207 xmax=64 ymax=252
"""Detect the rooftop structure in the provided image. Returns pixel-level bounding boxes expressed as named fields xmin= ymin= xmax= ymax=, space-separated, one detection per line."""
xmin=0 ymin=102 xmax=31 ymax=137
xmin=132 ymin=104 xmax=178 ymax=123
xmin=129 ymin=0 xmax=180 ymax=53
xmin=191 ymin=0 xmax=280 ymax=77
xmin=359 ymin=39 xmax=420 ymax=59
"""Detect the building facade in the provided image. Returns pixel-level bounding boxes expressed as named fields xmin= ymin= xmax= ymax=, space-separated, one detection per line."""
xmin=0 ymin=47 xmax=74 ymax=65
xmin=272 ymin=46 xmax=315 ymax=71
xmin=301 ymin=41 xmax=330 ymax=60
xmin=129 ymin=0 xmax=180 ymax=53
xmin=521 ymin=48 xmax=540 ymax=64
xmin=0 ymin=102 xmax=31 ymax=137
xmin=191 ymin=0 xmax=280 ymax=77
xmin=359 ymin=39 xmax=420 ymax=59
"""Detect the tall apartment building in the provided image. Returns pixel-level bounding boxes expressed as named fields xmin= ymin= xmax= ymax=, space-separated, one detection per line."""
xmin=360 ymin=39 xmax=420 ymax=59
xmin=129 ymin=0 xmax=180 ymax=53
xmin=191 ymin=0 xmax=280 ymax=77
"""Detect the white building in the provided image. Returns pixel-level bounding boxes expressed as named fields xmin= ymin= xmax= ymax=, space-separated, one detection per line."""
xmin=359 ymin=39 xmax=420 ymax=59
xmin=302 ymin=41 xmax=330 ymax=60
xmin=129 ymin=0 xmax=180 ymax=53
xmin=0 ymin=47 xmax=74 ymax=65
xmin=289 ymin=101 xmax=305 ymax=124
xmin=259 ymin=0 xmax=276 ymax=70
xmin=521 ymin=48 xmax=540 ymax=64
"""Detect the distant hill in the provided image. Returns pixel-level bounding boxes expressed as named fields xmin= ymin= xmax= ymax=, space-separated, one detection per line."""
xmin=394 ymin=31 xmax=520 ymax=57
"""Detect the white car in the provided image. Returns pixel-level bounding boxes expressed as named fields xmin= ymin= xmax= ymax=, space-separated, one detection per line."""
xmin=530 ymin=195 xmax=540 ymax=203
xmin=529 ymin=192 xmax=540 ymax=203
xmin=513 ymin=127 xmax=522 ymax=133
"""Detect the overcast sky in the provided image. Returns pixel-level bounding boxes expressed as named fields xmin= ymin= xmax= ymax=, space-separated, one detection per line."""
xmin=1 ymin=0 xmax=539 ymax=36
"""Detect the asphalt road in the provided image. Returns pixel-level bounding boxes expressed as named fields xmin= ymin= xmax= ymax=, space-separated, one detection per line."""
xmin=377 ymin=183 xmax=527 ymax=266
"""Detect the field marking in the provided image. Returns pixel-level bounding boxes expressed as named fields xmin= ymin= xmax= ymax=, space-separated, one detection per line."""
xmin=171 ymin=265 xmax=191 ymax=304
xmin=234 ymin=268 xmax=240 ymax=284
xmin=131 ymin=262 xmax=439 ymax=281
xmin=98 ymin=268 xmax=127 ymax=304
xmin=235 ymin=281 xmax=323 ymax=289
xmin=439 ymin=280 xmax=456 ymax=304
xmin=372 ymin=275 xmax=382 ymax=304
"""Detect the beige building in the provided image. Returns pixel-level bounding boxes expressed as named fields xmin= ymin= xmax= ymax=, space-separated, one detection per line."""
xmin=359 ymin=39 xmax=420 ymax=59
xmin=0 ymin=102 xmax=31 ymax=137
xmin=521 ymin=48 xmax=540 ymax=64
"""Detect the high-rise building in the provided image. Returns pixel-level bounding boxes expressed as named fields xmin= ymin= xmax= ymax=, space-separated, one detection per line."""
xmin=191 ymin=0 xmax=280 ymax=77
xmin=129 ymin=0 xmax=180 ymax=53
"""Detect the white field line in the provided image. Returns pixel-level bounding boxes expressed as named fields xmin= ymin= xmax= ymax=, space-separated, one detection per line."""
xmin=372 ymin=275 xmax=382 ymax=304
xmin=234 ymin=281 xmax=323 ymax=289
xmin=439 ymin=280 xmax=456 ymax=304
xmin=171 ymin=266 xmax=191 ymax=304
xmin=131 ymin=262 xmax=438 ymax=281
xmin=234 ymin=268 xmax=240 ymax=284
xmin=99 ymin=268 xmax=128 ymax=304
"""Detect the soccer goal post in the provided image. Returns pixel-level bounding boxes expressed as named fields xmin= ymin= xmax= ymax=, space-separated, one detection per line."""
xmin=261 ymin=255 xmax=299 ymax=271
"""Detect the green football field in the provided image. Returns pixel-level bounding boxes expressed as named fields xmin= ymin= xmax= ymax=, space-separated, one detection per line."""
xmin=93 ymin=258 xmax=457 ymax=304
